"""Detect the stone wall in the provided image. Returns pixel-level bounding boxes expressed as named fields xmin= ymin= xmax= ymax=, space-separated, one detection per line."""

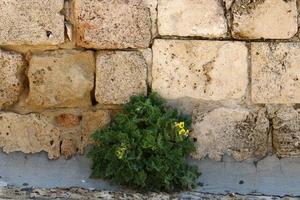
xmin=0 ymin=0 xmax=300 ymax=160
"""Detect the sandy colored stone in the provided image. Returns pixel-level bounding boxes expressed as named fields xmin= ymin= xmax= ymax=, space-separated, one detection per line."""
xmin=0 ymin=0 xmax=64 ymax=45
xmin=192 ymin=107 xmax=269 ymax=161
xmin=73 ymin=0 xmax=152 ymax=49
xmin=143 ymin=0 xmax=158 ymax=37
xmin=271 ymin=106 xmax=300 ymax=158
xmin=0 ymin=49 xmax=25 ymax=109
xmin=61 ymin=139 xmax=77 ymax=159
xmin=231 ymin=0 xmax=298 ymax=39
xmin=252 ymin=43 xmax=300 ymax=103
xmin=0 ymin=112 xmax=60 ymax=159
xmin=25 ymin=50 xmax=94 ymax=110
xmin=152 ymin=39 xmax=248 ymax=101
xmin=95 ymin=51 xmax=147 ymax=104
xmin=158 ymin=0 xmax=227 ymax=37
xmin=43 ymin=109 xmax=110 ymax=157
xmin=79 ymin=110 xmax=111 ymax=152
xmin=223 ymin=0 xmax=234 ymax=10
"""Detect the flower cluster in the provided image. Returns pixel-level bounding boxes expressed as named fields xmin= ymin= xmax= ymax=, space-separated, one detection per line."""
xmin=175 ymin=122 xmax=190 ymax=137
xmin=116 ymin=143 xmax=127 ymax=159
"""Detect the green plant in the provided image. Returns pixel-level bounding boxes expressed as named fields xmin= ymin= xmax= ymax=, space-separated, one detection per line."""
xmin=88 ymin=93 xmax=200 ymax=192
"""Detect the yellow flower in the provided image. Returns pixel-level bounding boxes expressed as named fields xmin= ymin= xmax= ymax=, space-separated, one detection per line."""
xmin=178 ymin=122 xmax=184 ymax=129
xmin=175 ymin=122 xmax=185 ymax=129
xmin=116 ymin=143 xmax=127 ymax=159
xmin=178 ymin=128 xmax=190 ymax=137
xmin=178 ymin=129 xmax=186 ymax=135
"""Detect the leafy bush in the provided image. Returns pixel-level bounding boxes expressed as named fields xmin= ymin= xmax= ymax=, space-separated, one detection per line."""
xmin=88 ymin=93 xmax=200 ymax=192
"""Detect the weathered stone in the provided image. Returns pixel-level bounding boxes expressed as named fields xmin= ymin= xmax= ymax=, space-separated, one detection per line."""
xmin=79 ymin=110 xmax=111 ymax=153
xmin=41 ymin=108 xmax=110 ymax=157
xmin=272 ymin=106 xmax=300 ymax=158
xmin=73 ymin=0 xmax=152 ymax=49
xmin=95 ymin=51 xmax=147 ymax=104
xmin=0 ymin=0 xmax=64 ymax=45
xmin=152 ymin=39 xmax=248 ymax=101
xmin=25 ymin=50 xmax=94 ymax=110
xmin=143 ymin=0 xmax=158 ymax=37
xmin=192 ymin=107 xmax=269 ymax=161
xmin=231 ymin=0 xmax=298 ymax=39
xmin=252 ymin=43 xmax=300 ymax=103
xmin=55 ymin=114 xmax=81 ymax=128
xmin=158 ymin=0 xmax=227 ymax=37
xmin=0 ymin=112 xmax=60 ymax=159
xmin=223 ymin=0 xmax=234 ymax=10
xmin=0 ymin=49 xmax=25 ymax=109
xmin=61 ymin=139 xmax=77 ymax=159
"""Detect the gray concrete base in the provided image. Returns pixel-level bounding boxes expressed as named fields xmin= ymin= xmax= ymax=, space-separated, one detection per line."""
xmin=0 ymin=151 xmax=300 ymax=197
xmin=0 ymin=151 xmax=117 ymax=191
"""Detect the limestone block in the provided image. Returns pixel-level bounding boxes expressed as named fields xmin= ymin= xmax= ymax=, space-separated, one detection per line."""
xmin=252 ymin=43 xmax=300 ymax=103
xmin=192 ymin=107 xmax=269 ymax=161
xmin=73 ymin=0 xmax=152 ymax=49
xmin=272 ymin=106 xmax=300 ymax=158
xmin=95 ymin=51 xmax=148 ymax=104
xmin=25 ymin=50 xmax=94 ymax=110
xmin=0 ymin=0 xmax=64 ymax=45
xmin=158 ymin=0 xmax=227 ymax=37
xmin=43 ymin=109 xmax=111 ymax=157
xmin=0 ymin=49 xmax=25 ymax=109
xmin=0 ymin=112 xmax=61 ymax=159
xmin=152 ymin=39 xmax=248 ymax=101
xmin=79 ymin=110 xmax=111 ymax=153
xmin=231 ymin=0 xmax=298 ymax=39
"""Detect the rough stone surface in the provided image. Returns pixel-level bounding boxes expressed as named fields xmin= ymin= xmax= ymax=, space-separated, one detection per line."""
xmin=79 ymin=109 xmax=111 ymax=153
xmin=152 ymin=39 xmax=248 ymax=101
xmin=25 ymin=50 xmax=94 ymax=110
xmin=231 ymin=0 xmax=298 ymax=39
xmin=0 ymin=112 xmax=60 ymax=159
xmin=0 ymin=49 xmax=25 ymax=109
xmin=74 ymin=0 xmax=152 ymax=49
xmin=95 ymin=51 xmax=148 ymax=104
xmin=192 ymin=107 xmax=269 ymax=161
xmin=0 ymin=0 xmax=64 ymax=45
xmin=251 ymin=43 xmax=300 ymax=103
xmin=272 ymin=106 xmax=300 ymax=158
xmin=43 ymin=109 xmax=111 ymax=157
xmin=158 ymin=0 xmax=227 ymax=37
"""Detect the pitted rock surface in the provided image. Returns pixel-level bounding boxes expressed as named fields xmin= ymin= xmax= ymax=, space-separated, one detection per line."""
xmin=158 ymin=0 xmax=227 ymax=37
xmin=0 ymin=0 xmax=64 ymax=45
xmin=152 ymin=39 xmax=248 ymax=101
xmin=232 ymin=0 xmax=297 ymax=39
xmin=0 ymin=49 xmax=25 ymax=110
xmin=74 ymin=0 xmax=152 ymax=49
xmin=25 ymin=50 xmax=94 ymax=110
xmin=192 ymin=107 xmax=270 ymax=161
xmin=95 ymin=51 xmax=148 ymax=104
xmin=252 ymin=43 xmax=300 ymax=103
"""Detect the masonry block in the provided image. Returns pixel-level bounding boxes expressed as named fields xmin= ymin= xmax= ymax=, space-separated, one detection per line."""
xmin=271 ymin=106 xmax=300 ymax=158
xmin=25 ymin=50 xmax=94 ymax=110
xmin=95 ymin=51 xmax=148 ymax=104
xmin=252 ymin=43 xmax=300 ymax=103
xmin=158 ymin=0 xmax=227 ymax=37
xmin=192 ymin=106 xmax=270 ymax=161
xmin=231 ymin=0 xmax=298 ymax=39
xmin=0 ymin=49 xmax=25 ymax=109
xmin=0 ymin=0 xmax=64 ymax=45
xmin=152 ymin=39 xmax=248 ymax=101
xmin=73 ymin=0 xmax=152 ymax=49
xmin=0 ymin=112 xmax=61 ymax=159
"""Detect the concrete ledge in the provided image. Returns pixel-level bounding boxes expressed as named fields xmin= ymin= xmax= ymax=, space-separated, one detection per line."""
xmin=1 ymin=151 xmax=300 ymax=197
